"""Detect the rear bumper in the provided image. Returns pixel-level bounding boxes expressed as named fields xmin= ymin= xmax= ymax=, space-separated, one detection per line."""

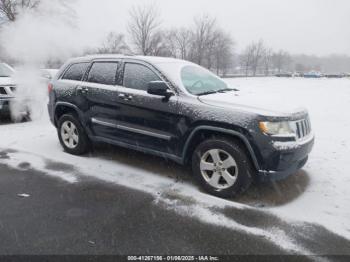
xmin=47 ymin=103 xmax=55 ymax=125
xmin=257 ymin=134 xmax=315 ymax=182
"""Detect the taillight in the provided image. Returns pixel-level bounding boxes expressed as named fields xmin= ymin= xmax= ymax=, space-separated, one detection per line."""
xmin=48 ymin=83 xmax=53 ymax=93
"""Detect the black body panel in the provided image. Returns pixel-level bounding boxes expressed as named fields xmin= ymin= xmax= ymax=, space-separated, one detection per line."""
xmin=48 ymin=55 xmax=315 ymax=181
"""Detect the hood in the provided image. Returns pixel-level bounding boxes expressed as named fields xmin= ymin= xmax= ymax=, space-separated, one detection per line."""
xmin=0 ymin=77 xmax=15 ymax=86
xmin=198 ymin=92 xmax=307 ymax=118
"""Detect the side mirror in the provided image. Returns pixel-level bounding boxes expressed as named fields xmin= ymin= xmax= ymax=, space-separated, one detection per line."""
xmin=147 ymin=81 xmax=173 ymax=98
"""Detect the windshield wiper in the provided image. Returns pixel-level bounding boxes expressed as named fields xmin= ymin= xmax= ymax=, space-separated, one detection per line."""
xmin=197 ymin=88 xmax=239 ymax=96
xmin=197 ymin=90 xmax=219 ymax=96
xmin=217 ymin=88 xmax=236 ymax=93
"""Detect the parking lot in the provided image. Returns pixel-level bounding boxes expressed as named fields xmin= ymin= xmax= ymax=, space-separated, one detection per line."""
xmin=1 ymin=77 xmax=350 ymax=258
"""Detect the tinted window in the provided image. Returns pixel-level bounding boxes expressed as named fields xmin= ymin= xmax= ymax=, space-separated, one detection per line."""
xmin=87 ymin=62 xmax=119 ymax=85
xmin=62 ymin=63 xmax=89 ymax=81
xmin=123 ymin=63 xmax=160 ymax=91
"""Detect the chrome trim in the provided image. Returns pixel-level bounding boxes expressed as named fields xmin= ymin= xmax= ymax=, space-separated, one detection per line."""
xmin=91 ymin=118 xmax=118 ymax=128
xmin=91 ymin=118 xmax=172 ymax=141
xmin=291 ymin=117 xmax=312 ymax=141
xmin=272 ymin=132 xmax=315 ymax=150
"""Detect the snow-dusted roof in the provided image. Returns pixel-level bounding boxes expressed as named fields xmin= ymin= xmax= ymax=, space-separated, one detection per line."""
xmin=72 ymin=54 xmax=189 ymax=65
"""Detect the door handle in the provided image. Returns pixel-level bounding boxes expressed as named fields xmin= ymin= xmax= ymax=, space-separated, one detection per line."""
xmin=77 ymin=86 xmax=88 ymax=94
xmin=118 ymin=94 xmax=133 ymax=101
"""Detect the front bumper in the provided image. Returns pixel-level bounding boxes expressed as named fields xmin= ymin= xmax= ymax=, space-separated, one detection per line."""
xmin=0 ymin=97 xmax=31 ymax=117
xmin=257 ymin=134 xmax=315 ymax=182
xmin=0 ymin=98 xmax=12 ymax=115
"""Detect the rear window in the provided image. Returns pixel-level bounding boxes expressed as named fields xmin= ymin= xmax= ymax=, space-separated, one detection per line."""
xmin=62 ymin=63 xmax=89 ymax=81
xmin=87 ymin=62 xmax=119 ymax=85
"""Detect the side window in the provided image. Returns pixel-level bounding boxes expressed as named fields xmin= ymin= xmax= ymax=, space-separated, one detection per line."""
xmin=87 ymin=62 xmax=119 ymax=85
xmin=123 ymin=63 xmax=161 ymax=91
xmin=62 ymin=63 xmax=89 ymax=81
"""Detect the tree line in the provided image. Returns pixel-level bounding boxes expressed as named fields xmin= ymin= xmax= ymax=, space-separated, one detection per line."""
xmin=1 ymin=1 xmax=349 ymax=74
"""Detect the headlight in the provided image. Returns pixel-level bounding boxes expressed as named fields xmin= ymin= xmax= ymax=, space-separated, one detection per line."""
xmin=259 ymin=121 xmax=294 ymax=136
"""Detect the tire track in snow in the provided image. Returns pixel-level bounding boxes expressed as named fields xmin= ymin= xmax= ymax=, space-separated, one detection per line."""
xmin=1 ymin=149 xmax=349 ymax=258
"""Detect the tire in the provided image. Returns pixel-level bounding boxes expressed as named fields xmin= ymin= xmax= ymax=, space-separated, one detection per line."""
xmin=192 ymin=137 xmax=254 ymax=198
xmin=57 ymin=113 xmax=90 ymax=155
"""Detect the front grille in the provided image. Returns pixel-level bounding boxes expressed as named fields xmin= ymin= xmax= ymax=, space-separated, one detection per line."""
xmin=10 ymin=86 xmax=16 ymax=92
xmin=0 ymin=86 xmax=7 ymax=95
xmin=294 ymin=117 xmax=312 ymax=140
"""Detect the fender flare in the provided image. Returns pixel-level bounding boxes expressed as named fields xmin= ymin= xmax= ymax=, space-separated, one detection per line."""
xmin=182 ymin=125 xmax=260 ymax=170
xmin=54 ymin=102 xmax=84 ymax=124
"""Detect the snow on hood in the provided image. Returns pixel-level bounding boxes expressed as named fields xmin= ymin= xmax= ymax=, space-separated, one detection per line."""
xmin=0 ymin=76 xmax=15 ymax=86
xmin=198 ymin=92 xmax=307 ymax=117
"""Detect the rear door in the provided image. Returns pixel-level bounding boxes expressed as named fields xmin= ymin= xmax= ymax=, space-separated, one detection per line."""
xmin=76 ymin=60 xmax=122 ymax=140
xmin=112 ymin=60 xmax=182 ymax=155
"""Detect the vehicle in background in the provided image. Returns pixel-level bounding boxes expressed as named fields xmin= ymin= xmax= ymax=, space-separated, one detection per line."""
xmin=292 ymin=72 xmax=302 ymax=77
xmin=40 ymin=69 xmax=59 ymax=85
xmin=303 ymin=71 xmax=323 ymax=78
xmin=0 ymin=62 xmax=30 ymax=121
xmin=325 ymin=73 xmax=346 ymax=78
xmin=48 ymin=55 xmax=314 ymax=198
xmin=275 ymin=72 xmax=301 ymax=77
xmin=275 ymin=72 xmax=293 ymax=77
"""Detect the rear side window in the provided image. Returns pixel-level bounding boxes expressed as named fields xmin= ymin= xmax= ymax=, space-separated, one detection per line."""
xmin=87 ymin=62 xmax=119 ymax=85
xmin=123 ymin=63 xmax=160 ymax=91
xmin=62 ymin=63 xmax=89 ymax=81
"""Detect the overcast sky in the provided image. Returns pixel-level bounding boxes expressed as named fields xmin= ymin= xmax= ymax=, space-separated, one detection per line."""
xmin=75 ymin=0 xmax=350 ymax=56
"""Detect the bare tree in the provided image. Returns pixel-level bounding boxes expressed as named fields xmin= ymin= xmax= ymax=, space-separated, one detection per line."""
xmin=174 ymin=28 xmax=192 ymax=60
xmin=165 ymin=28 xmax=192 ymax=59
xmin=148 ymin=30 xmax=173 ymax=56
xmin=295 ymin=63 xmax=306 ymax=73
xmin=190 ymin=15 xmax=217 ymax=66
xmin=0 ymin=0 xmax=40 ymax=22
xmin=239 ymin=40 xmax=266 ymax=76
xmin=250 ymin=40 xmax=265 ymax=76
xmin=262 ymin=47 xmax=273 ymax=76
xmin=240 ymin=44 xmax=255 ymax=76
xmin=97 ymin=32 xmax=131 ymax=54
xmin=213 ymin=30 xmax=234 ymax=76
xmin=127 ymin=4 xmax=161 ymax=55
xmin=272 ymin=50 xmax=292 ymax=73
xmin=161 ymin=29 xmax=179 ymax=57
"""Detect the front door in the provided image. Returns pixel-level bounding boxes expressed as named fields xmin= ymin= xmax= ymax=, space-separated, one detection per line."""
xmin=113 ymin=61 xmax=182 ymax=156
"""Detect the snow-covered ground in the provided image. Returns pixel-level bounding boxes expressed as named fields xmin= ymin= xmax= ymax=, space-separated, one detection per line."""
xmin=228 ymin=77 xmax=350 ymax=239
xmin=1 ymin=77 xmax=350 ymax=253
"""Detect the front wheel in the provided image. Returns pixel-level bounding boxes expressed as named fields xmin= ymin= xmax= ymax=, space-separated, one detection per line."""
xmin=57 ymin=114 xmax=90 ymax=155
xmin=192 ymin=138 xmax=254 ymax=198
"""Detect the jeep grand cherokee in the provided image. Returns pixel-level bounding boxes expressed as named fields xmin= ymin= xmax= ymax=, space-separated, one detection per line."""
xmin=48 ymin=55 xmax=314 ymax=198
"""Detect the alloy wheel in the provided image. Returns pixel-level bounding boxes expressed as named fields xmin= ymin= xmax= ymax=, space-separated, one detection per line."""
xmin=200 ymin=149 xmax=238 ymax=190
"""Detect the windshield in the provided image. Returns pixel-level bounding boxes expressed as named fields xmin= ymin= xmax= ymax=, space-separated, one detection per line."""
xmin=181 ymin=65 xmax=229 ymax=95
xmin=0 ymin=63 xmax=14 ymax=77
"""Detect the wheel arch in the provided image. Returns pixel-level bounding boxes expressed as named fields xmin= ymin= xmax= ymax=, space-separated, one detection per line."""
xmin=182 ymin=126 xmax=260 ymax=171
xmin=54 ymin=102 xmax=83 ymax=127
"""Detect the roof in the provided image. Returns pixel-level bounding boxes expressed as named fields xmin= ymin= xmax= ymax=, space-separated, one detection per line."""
xmin=69 ymin=54 xmax=188 ymax=65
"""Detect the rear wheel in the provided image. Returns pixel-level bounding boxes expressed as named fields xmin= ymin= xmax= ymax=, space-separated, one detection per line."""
xmin=57 ymin=114 xmax=90 ymax=155
xmin=192 ymin=137 xmax=253 ymax=198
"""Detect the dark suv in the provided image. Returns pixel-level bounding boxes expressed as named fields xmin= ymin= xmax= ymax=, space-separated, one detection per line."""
xmin=48 ymin=55 xmax=314 ymax=198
